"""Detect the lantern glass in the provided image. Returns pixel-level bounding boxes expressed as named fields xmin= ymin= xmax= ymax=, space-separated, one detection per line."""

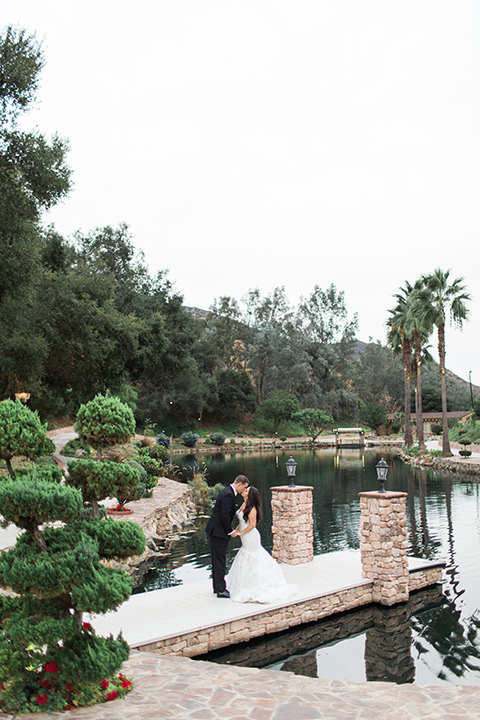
xmin=286 ymin=456 xmax=297 ymax=478
xmin=376 ymin=458 xmax=389 ymax=481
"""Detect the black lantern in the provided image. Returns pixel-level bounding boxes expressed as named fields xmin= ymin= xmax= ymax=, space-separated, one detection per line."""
xmin=286 ymin=456 xmax=297 ymax=487
xmin=376 ymin=457 xmax=389 ymax=493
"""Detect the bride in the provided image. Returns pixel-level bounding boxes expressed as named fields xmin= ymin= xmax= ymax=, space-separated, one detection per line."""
xmin=226 ymin=486 xmax=298 ymax=604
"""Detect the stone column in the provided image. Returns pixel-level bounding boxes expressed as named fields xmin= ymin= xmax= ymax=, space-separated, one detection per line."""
xmin=271 ymin=486 xmax=313 ymax=565
xmin=359 ymin=491 xmax=409 ymax=606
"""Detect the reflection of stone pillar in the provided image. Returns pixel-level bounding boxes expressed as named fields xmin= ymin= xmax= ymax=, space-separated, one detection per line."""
xmin=359 ymin=491 xmax=409 ymax=605
xmin=365 ymin=604 xmax=415 ymax=684
xmin=271 ymin=485 xmax=313 ymax=565
xmin=281 ymin=651 xmax=318 ymax=678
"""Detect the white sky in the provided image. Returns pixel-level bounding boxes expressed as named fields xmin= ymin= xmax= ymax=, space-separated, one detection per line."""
xmin=3 ymin=1 xmax=480 ymax=390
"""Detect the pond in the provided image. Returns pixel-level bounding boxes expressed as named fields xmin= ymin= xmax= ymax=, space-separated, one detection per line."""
xmin=136 ymin=448 xmax=480 ymax=686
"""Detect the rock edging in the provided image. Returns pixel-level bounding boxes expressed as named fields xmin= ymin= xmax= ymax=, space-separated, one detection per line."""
xmin=398 ymin=449 xmax=480 ymax=476
xmin=104 ymin=478 xmax=197 ymax=586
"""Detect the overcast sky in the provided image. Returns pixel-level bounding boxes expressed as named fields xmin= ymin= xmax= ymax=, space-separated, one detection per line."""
xmin=4 ymin=1 xmax=480 ymax=389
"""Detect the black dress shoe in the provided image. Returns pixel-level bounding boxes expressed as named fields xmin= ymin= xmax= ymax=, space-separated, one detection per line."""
xmin=216 ymin=590 xmax=230 ymax=598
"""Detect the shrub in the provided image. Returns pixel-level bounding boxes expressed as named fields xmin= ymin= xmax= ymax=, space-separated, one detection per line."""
xmin=74 ymin=395 xmax=135 ymax=453
xmin=209 ymin=432 xmax=226 ymax=446
xmin=0 ymin=399 xmax=49 ymax=478
xmin=143 ymin=444 xmax=169 ymax=462
xmin=180 ymin=431 xmax=199 ymax=447
xmin=280 ymin=436 xmax=287 ymax=442
xmin=155 ymin=432 xmax=171 ymax=448
xmin=61 ymin=438 xmax=92 ymax=457
xmin=431 ymin=423 xmax=443 ymax=435
xmin=459 ymin=450 xmax=472 ymax=457
xmin=403 ymin=443 xmax=420 ymax=457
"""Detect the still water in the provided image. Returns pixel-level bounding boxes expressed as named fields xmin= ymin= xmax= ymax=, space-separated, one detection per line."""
xmin=138 ymin=449 xmax=480 ymax=686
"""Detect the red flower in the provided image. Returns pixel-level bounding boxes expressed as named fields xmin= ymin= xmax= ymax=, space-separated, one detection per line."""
xmin=100 ymin=679 xmax=109 ymax=689
xmin=66 ymin=683 xmax=73 ymax=691
xmin=64 ymin=705 xmax=73 ymax=711
xmin=39 ymin=679 xmax=51 ymax=688
xmin=121 ymin=679 xmax=132 ymax=688
xmin=107 ymin=691 xmax=118 ymax=701
xmin=44 ymin=661 xmax=58 ymax=673
xmin=35 ymin=694 xmax=48 ymax=705
xmin=82 ymin=621 xmax=92 ymax=632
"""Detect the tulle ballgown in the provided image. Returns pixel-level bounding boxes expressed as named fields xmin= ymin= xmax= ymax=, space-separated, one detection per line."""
xmin=226 ymin=510 xmax=298 ymax=604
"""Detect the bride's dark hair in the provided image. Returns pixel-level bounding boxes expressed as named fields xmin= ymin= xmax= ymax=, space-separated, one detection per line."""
xmin=243 ymin=485 xmax=262 ymax=524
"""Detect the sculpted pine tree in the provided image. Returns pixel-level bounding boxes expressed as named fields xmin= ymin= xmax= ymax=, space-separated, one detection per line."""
xmin=0 ymin=397 xmax=145 ymax=714
xmin=70 ymin=394 xmax=138 ymax=517
xmin=0 ymin=399 xmax=49 ymax=477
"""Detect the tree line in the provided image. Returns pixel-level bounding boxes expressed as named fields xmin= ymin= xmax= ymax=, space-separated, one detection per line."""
xmin=0 ymin=26 xmax=473 ymax=434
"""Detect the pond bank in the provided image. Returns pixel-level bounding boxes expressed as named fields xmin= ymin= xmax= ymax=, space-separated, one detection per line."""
xmin=398 ymin=442 xmax=480 ymax=477
xmin=102 ymin=478 xmax=197 ymax=586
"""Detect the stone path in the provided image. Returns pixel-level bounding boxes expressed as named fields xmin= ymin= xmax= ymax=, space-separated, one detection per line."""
xmin=3 ymin=650 xmax=480 ymax=720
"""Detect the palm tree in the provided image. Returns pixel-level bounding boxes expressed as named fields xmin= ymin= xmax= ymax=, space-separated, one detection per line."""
xmin=388 ymin=280 xmax=432 ymax=451
xmin=408 ymin=279 xmax=433 ymax=453
xmin=387 ymin=285 xmax=415 ymax=448
xmin=417 ymin=269 xmax=470 ymax=457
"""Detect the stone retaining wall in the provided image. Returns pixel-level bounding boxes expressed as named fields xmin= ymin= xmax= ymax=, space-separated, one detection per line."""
xmin=408 ymin=565 xmax=444 ymax=592
xmin=134 ymin=582 xmax=373 ymax=657
xmin=103 ymin=478 xmax=197 ymax=586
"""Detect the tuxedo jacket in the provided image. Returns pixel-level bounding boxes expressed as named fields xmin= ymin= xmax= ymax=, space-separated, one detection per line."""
xmin=206 ymin=485 xmax=237 ymax=540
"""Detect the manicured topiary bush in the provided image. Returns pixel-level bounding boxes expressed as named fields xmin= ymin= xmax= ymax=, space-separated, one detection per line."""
xmin=0 ymin=399 xmax=50 ymax=478
xmin=209 ymin=432 xmax=226 ymax=446
xmin=180 ymin=431 xmax=199 ymax=447
xmin=68 ymin=395 xmax=138 ymax=517
xmin=0 ymin=400 xmax=145 ymax=714
xmin=74 ymin=394 xmax=135 ymax=455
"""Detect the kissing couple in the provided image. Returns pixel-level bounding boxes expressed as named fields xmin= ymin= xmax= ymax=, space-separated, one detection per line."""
xmin=206 ymin=475 xmax=297 ymax=604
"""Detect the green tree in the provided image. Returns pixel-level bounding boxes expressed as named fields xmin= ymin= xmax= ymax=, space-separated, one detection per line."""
xmin=417 ymin=269 xmax=470 ymax=457
xmin=298 ymin=283 xmax=358 ymax=347
xmin=73 ymin=394 xmax=136 ymax=517
xmin=387 ymin=283 xmax=417 ymax=448
xmin=388 ymin=280 xmax=432 ymax=452
xmin=0 ymin=399 xmax=48 ymax=477
xmin=292 ymin=408 xmax=333 ymax=443
xmin=359 ymin=403 xmax=387 ymax=432
xmin=66 ymin=459 xmax=142 ymax=513
xmin=0 ymin=476 xmax=144 ymax=712
xmin=213 ymin=369 xmax=257 ymax=419
xmin=0 ymin=26 xmax=71 ymax=399
xmin=259 ymin=390 xmax=300 ymax=433
xmin=347 ymin=340 xmax=403 ymax=411
xmin=205 ymin=296 xmax=244 ymax=370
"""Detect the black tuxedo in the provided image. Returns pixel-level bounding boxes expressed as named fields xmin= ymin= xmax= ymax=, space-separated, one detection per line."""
xmin=206 ymin=485 xmax=237 ymax=593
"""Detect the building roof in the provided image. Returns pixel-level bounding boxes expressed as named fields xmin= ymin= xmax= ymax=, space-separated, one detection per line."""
xmin=387 ymin=411 xmax=471 ymax=422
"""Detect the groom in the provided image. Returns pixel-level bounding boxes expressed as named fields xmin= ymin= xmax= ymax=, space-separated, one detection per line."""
xmin=206 ymin=474 xmax=250 ymax=598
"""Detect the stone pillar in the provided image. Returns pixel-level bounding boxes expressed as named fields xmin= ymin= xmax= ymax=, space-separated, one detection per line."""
xmin=359 ymin=491 xmax=409 ymax=606
xmin=271 ymin=486 xmax=313 ymax=565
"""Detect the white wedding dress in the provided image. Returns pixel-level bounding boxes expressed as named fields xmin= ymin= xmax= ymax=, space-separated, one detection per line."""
xmin=226 ymin=510 xmax=298 ymax=604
